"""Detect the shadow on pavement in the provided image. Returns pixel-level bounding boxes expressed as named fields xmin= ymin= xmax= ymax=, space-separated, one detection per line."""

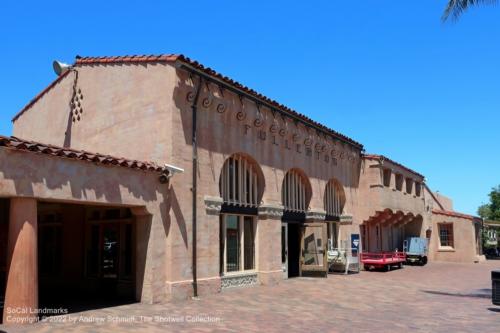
xmin=421 ymin=289 xmax=491 ymax=299
xmin=487 ymin=307 xmax=500 ymax=312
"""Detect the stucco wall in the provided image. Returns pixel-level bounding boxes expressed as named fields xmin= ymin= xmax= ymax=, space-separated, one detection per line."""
xmin=9 ymin=60 xmax=482 ymax=301
xmin=429 ymin=213 xmax=479 ymax=263
xmin=13 ymin=63 xmax=177 ymax=165
xmin=12 ymin=61 xmax=364 ymax=294
xmin=12 ymin=73 xmax=75 ymax=146
xmin=434 ymin=193 xmax=453 ymax=211
xmin=356 ymin=157 xmax=430 ymax=253
xmin=357 ymin=158 xmax=426 ymax=222
xmin=166 ymin=67 xmax=363 ymax=292
xmin=0 ymin=147 xmax=169 ymax=303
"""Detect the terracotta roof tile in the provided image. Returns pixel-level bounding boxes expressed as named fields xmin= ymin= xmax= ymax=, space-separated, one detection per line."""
xmin=70 ymin=54 xmax=362 ymax=148
xmin=13 ymin=54 xmax=362 ymax=148
xmin=13 ymin=53 xmax=362 ymax=148
xmin=363 ymin=154 xmax=424 ymax=179
xmin=432 ymin=209 xmax=480 ymax=221
xmin=0 ymin=135 xmax=163 ymax=173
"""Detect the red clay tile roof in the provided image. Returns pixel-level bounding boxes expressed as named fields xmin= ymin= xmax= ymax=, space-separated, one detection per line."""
xmin=13 ymin=54 xmax=362 ymax=148
xmin=363 ymin=154 xmax=424 ymax=179
xmin=432 ymin=209 xmax=480 ymax=221
xmin=71 ymin=54 xmax=362 ymax=149
xmin=0 ymin=135 xmax=163 ymax=173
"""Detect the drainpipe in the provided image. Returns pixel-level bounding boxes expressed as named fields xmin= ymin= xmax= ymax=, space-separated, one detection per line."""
xmin=191 ymin=75 xmax=203 ymax=298
xmin=177 ymin=63 xmax=363 ymax=150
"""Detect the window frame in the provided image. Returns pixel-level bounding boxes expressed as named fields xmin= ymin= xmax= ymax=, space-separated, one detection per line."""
xmin=84 ymin=208 xmax=136 ymax=281
xmin=38 ymin=210 xmax=63 ymax=278
xmin=221 ymin=214 xmax=257 ymax=275
xmin=327 ymin=222 xmax=339 ymax=251
xmin=438 ymin=223 xmax=454 ymax=248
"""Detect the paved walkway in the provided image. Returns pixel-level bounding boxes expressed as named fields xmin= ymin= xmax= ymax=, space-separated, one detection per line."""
xmin=2 ymin=261 xmax=500 ymax=332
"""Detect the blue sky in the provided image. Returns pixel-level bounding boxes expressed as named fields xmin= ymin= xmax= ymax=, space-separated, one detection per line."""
xmin=0 ymin=1 xmax=499 ymax=215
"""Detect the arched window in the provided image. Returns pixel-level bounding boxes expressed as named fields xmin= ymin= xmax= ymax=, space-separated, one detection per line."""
xmin=282 ymin=169 xmax=310 ymax=212
xmin=220 ymin=154 xmax=261 ymax=207
xmin=219 ymin=154 xmax=263 ymax=277
xmin=324 ymin=179 xmax=345 ymax=217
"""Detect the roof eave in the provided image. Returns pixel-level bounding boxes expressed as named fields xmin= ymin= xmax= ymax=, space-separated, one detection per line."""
xmin=176 ymin=59 xmax=363 ymax=150
xmin=363 ymin=154 xmax=424 ymax=179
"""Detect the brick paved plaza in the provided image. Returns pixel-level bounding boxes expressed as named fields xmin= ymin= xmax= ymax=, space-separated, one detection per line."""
xmin=3 ymin=260 xmax=500 ymax=333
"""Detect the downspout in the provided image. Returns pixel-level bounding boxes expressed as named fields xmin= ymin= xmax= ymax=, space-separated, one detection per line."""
xmin=177 ymin=63 xmax=363 ymax=150
xmin=190 ymin=75 xmax=203 ymax=298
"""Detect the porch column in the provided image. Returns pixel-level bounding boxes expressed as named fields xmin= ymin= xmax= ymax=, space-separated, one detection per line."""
xmin=3 ymin=198 xmax=38 ymax=324
xmin=257 ymin=203 xmax=284 ymax=285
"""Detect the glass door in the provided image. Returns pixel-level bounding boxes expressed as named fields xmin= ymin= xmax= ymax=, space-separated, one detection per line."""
xmin=281 ymin=222 xmax=288 ymax=279
xmin=300 ymin=222 xmax=327 ymax=277
xmin=101 ymin=224 xmax=120 ymax=279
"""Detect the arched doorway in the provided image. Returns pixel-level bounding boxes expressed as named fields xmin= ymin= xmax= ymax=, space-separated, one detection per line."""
xmin=281 ymin=169 xmax=326 ymax=278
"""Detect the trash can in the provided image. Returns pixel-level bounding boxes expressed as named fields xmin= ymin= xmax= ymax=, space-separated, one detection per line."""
xmin=493 ymin=270 xmax=500 ymax=306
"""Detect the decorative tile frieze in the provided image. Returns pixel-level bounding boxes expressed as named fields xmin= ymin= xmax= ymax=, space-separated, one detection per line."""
xmin=306 ymin=209 xmax=327 ymax=222
xmin=204 ymin=196 xmax=223 ymax=215
xmin=258 ymin=203 xmax=284 ymax=220
xmin=221 ymin=272 xmax=258 ymax=289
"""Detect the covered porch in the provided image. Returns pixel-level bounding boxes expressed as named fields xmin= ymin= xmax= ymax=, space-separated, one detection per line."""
xmin=0 ymin=136 xmax=168 ymax=324
xmin=361 ymin=208 xmax=423 ymax=253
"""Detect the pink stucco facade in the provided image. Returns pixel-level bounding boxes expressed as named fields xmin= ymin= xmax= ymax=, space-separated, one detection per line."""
xmin=0 ymin=54 xmax=483 ymax=324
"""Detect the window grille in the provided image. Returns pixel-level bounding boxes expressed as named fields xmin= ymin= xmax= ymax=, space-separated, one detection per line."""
xmin=439 ymin=223 xmax=454 ymax=247
xmin=282 ymin=170 xmax=308 ymax=212
xmin=220 ymin=155 xmax=259 ymax=207
xmin=325 ymin=180 xmax=345 ymax=217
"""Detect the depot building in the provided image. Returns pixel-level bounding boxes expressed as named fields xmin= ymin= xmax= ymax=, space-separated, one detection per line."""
xmin=0 ymin=54 xmax=484 ymax=323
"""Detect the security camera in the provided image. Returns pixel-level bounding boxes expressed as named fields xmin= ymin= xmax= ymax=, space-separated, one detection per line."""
xmin=159 ymin=172 xmax=170 ymax=184
xmin=159 ymin=164 xmax=184 ymax=184
xmin=164 ymin=164 xmax=184 ymax=176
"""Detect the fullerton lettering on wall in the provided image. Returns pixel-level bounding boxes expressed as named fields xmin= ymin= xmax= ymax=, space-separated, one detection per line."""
xmin=243 ymin=123 xmax=350 ymax=166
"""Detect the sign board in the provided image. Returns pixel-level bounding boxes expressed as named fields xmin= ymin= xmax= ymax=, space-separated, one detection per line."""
xmin=351 ymin=234 xmax=360 ymax=256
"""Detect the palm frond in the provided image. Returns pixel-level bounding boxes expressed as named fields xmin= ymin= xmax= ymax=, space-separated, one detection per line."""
xmin=442 ymin=0 xmax=498 ymax=22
